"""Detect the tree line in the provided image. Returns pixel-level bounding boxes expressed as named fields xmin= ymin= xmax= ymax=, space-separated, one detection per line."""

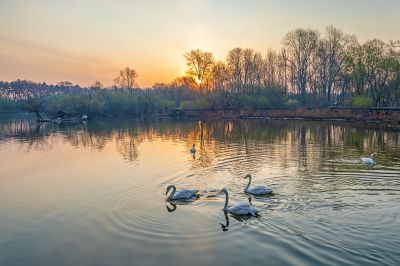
xmin=1 ymin=25 xmax=399 ymax=116
xmin=178 ymin=26 xmax=400 ymax=108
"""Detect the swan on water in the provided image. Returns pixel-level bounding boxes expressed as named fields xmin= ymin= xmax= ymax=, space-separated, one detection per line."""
xmin=220 ymin=188 xmax=259 ymax=216
xmin=220 ymin=198 xmax=255 ymax=231
xmin=166 ymin=185 xmax=199 ymax=200
xmin=361 ymin=153 xmax=375 ymax=165
xmin=190 ymin=144 xmax=196 ymax=153
xmin=244 ymin=174 xmax=273 ymax=195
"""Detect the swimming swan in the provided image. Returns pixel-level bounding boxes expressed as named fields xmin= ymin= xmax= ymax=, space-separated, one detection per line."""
xmin=190 ymin=144 xmax=196 ymax=153
xmin=220 ymin=188 xmax=259 ymax=216
xmin=220 ymin=199 xmax=254 ymax=231
xmin=244 ymin=174 xmax=273 ymax=195
xmin=361 ymin=153 xmax=375 ymax=165
xmin=166 ymin=185 xmax=199 ymax=200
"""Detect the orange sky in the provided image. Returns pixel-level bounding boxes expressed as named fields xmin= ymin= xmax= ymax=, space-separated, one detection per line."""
xmin=1 ymin=0 xmax=399 ymax=88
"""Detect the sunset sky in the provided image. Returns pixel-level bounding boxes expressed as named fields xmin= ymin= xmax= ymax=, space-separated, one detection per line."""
xmin=1 ymin=0 xmax=399 ymax=88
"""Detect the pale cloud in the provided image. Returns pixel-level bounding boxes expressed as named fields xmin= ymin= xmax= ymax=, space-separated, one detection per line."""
xmin=0 ymin=35 xmax=119 ymax=86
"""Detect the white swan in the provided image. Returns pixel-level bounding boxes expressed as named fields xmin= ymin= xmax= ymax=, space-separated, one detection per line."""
xmin=244 ymin=174 xmax=273 ymax=195
xmin=220 ymin=188 xmax=259 ymax=216
xmin=166 ymin=185 xmax=199 ymax=200
xmin=361 ymin=153 xmax=375 ymax=165
xmin=190 ymin=144 xmax=196 ymax=153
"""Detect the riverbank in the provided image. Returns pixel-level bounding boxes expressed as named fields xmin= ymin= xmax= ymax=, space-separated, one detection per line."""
xmin=175 ymin=107 xmax=400 ymax=124
xmin=3 ymin=107 xmax=400 ymax=125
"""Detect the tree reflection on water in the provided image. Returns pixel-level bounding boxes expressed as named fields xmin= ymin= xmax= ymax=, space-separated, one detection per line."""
xmin=0 ymin=117 xmax=399 ymax=171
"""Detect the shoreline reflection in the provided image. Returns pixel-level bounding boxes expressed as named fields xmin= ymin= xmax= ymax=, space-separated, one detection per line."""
xmin=1 ymin=117 xmax=399 ymax=171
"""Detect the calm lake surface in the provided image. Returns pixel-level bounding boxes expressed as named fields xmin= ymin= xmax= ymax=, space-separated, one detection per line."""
xmin=1 ymin=116 xmax=400 ymax=266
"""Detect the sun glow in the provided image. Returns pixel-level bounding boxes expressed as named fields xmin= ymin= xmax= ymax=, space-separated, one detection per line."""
xmin=194 ymin=77 xmax=202 ymax=85
xmin=1 ymin=1 xmax=399 ymax=87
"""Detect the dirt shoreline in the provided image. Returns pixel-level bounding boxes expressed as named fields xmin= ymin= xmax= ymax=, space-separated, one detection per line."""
xmin=177 ymin=107 xmax=400 ymax=124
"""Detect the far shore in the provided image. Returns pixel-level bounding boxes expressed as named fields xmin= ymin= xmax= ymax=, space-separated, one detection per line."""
xmin=165 ymin=107 xmax=400 ymax=124
xmin=2 ymin=107 xmax=400 ymax=126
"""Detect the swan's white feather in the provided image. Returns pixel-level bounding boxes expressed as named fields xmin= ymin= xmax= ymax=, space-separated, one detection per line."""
xmin=246 ymin=185 xmax=273 ymax=195
xmin=227 ymin=203 xmax=259 ymax=216
xmin=171 ymin=189 xmax=199 ymax=200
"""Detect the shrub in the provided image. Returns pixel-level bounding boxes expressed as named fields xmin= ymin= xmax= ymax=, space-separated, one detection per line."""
xmin=351 ymin=95 xmax=373 ymax=107
xmin=286 ymin=99 xmax=300 ymax=107
xmin=0 ymin=97 xmax=17 ymax=112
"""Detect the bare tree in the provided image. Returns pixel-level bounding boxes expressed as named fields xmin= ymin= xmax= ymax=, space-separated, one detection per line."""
xmin=364 ymin=40 xmax=398 ymax=106
xmin=316 ymin=26 xmax=348 ymax=104
xmin=283 ymin=28 xmax=320 ymax=105
xmin=226 ymin=48 xmax=243 ymax=93
xmin=114 ymin=67 xmax=138 ymax=92
xmin=252 ymin=52 xmax=264 ymax=93
xmin=242 ymin=48 xmax=255 ymax=93
xmin=172 ymin=76 xmax=198 ymax=89
xmin=91 ymin=81 xmax=104 ymax=90
xmin=263 ymin=49 xmax=278 ymax=88
xmin=184 ymin=49 xmax=214 ymax=91
xmin=212 ymin=61 xmax=233 ymax=108
xmin=57 ymin=81 xmax=74 ymax=87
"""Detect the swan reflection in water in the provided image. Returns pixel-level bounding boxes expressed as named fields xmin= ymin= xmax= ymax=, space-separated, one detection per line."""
xmin=220 ymin=211 xmax=230 ymax=231
xmin=361 ymin=153 xmax=376 ymax=165
xmin=165 ymin=199 xmax=198 ymax=213
xmin=166 ymin=202 xmax=178 ymax=212
xmin=220 ymin=196 xmax=257 ymax=232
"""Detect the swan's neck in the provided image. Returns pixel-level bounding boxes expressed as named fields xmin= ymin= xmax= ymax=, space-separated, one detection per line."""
xmin=168 ymin=186 xmax=176 ymax=199
xmin=223 ymin=190 xmax=229 ymax=210
xmin=220 ymin=211 xmax=230 ymax=231
xmin=224 ymin=210 xmax=229 ymax=227
xmin=245 ymin=176 xmax=252 ymax=191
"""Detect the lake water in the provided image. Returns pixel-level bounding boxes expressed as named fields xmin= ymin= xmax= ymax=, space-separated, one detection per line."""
xmin=1 ymin=116 xmax=400 ymax=266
